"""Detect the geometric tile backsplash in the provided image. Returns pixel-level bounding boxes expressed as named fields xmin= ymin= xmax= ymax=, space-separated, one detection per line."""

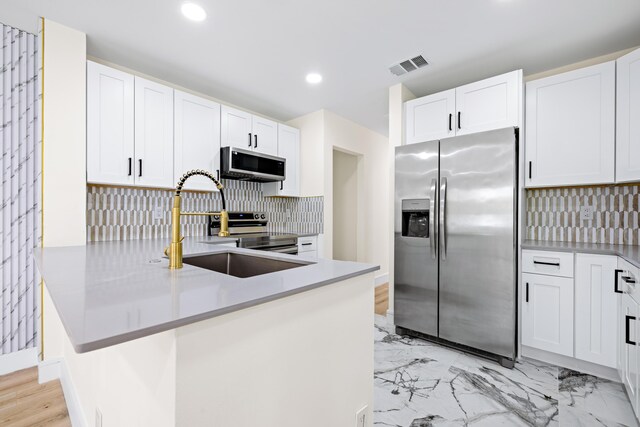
xmin=526 ymin=184 xmax=640 ymax=245
xmin=87 ymin=180 xmax=324 ymax=242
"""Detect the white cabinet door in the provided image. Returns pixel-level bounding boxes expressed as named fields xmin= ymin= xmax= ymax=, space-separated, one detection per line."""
xmin=455 ymin=70 xmax=521 ymax=136
xmin=134 ymin=77 xmax=174 ymax=188
xmin=620 ymin=293 xmax=639 ymax=413
xmin=405 ymin=89 xmax=455 ymax=144
xmin=522 ymin=273 xmax=574 ymax=356
xmin=87 ymin=61 xmax=134 ymax=185
xmin=616 ymin=48 xmax=640 ymax=183
xmin=221 ymin=105 xmax=252 ymax=149
xmin=174 ymin=91 xmax=221 ymax=192
xmin=252 ymin=116 xmax=278 ymax=156
xmin=263 ymin=124 xmax=300 ymax=197
xmin=575 ymin=254 xmax=618 ymax=368
xmin=525 ymin=62 xmax=615 ymax=187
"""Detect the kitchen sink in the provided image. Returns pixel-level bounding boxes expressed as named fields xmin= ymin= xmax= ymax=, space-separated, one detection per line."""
xmin=183 ymin=252 xmax=310 ymax=278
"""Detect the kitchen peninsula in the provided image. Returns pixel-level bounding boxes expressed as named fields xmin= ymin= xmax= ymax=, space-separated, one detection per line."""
xmin=35 ymin=237 xmax=378 ymax=426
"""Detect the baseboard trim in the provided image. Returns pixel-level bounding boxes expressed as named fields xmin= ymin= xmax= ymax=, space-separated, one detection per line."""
xmin=374 ymin=274 xmax=389 ymax=287
xmin=0 ymin=347 xmax=38 ymax=375
xmin=521 ymin=345 xmax=620 ymax=382
xmin=39 ymin=358 xmax=87 ymax=427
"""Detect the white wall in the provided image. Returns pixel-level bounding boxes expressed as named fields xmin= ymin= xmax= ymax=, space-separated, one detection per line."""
xmin=287 ymin=110 xmax=325 ymax=197
xmin=333 ymin=149 xmax=358 ymax=262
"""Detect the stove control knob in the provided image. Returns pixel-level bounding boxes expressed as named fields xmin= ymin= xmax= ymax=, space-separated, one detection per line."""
xmin=261 ymin=214 xmax=266 ymax=219
xmin=254 ymin=214 xmax=260 ymax=219
xmin=214 ymin=215 xmax=220 ymax=220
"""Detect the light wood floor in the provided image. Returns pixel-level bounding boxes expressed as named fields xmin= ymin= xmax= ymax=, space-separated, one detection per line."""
xmin=375 ymin=283 xmax=389 ymax=316
xmin=0 ymin=367 xmax=70 ymax=427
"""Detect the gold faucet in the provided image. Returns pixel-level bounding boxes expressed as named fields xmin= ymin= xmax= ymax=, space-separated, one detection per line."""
xmin=165 ymin=170 xmax=230 ymax=269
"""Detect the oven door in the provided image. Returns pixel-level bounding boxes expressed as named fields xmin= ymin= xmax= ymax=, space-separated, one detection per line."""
xmin=257 ymin=245 xmax=298 ymax=255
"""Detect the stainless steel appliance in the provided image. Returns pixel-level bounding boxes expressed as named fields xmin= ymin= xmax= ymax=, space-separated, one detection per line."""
xmin=220 ymin=147 xmax=286 ymax=182
xmin=394 ymin=127 xmax=518 ymax=367
xmin=209 ymin=211 xmax=298 ymax=254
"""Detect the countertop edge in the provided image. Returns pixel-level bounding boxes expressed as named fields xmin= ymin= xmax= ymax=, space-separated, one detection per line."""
xmin=72 ymin=265 xmax=379 ymax=353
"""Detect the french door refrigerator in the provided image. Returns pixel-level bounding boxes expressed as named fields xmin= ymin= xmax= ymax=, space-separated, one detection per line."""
xmin=394 ymin=127 xmax=518 ymax=367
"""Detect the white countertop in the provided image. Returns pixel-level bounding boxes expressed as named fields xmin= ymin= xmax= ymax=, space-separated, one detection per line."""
xmin=522 ymin=240 xmax=640 ymax=269
xmin=34 ymin=236 xmax=378 ymax=353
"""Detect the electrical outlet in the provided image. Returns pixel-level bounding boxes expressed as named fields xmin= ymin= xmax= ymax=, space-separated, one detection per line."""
xmin=95 ymin=408 xmax=103 ymax=427
xmin=580 ymin=205 xmax=594 ymax=221
xmin=153 ymin=205 xmax=164 ymax=221
xmin=355 ymin=406 xmax=367 ymax=427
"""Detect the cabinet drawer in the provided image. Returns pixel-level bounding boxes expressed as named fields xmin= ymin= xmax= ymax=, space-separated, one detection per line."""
xmin=522 ymin=250 xmax=574 ymax=278
xmin=619 ymin=257 xmax=640 ymax=302
xmin=297 ymin=236 xmax=317 ymax=253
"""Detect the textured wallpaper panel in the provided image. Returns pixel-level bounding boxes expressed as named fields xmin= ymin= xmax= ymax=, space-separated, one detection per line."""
xmin=526 ymin=185 xmax=640 ymax=244
xmin=87 ymin=180 xmax=324 ymax=242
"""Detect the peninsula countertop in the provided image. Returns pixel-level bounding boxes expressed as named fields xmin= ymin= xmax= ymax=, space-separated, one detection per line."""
xmin=34 ymin=236 xmax=379 ymax=353
xmin=522 ymin=240 xmax=640 ymax=269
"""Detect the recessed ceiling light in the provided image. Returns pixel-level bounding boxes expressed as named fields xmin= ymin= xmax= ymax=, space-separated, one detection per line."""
xmin=306 ymin=73 xmax=323 ymax=84
xmin=181 ymin=2 xmax=207 ymax=22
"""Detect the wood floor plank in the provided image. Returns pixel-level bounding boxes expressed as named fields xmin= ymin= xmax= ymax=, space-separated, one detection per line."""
xmin=375 ymin=283 xmax=389 ymax=315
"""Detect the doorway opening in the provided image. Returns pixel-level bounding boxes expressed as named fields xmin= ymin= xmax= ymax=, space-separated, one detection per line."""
xmin=332 ymin=149 xmax=360 ymax=262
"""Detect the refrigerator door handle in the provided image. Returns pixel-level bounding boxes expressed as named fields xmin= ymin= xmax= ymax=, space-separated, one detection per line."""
xmin=429 ymin=178 xmax=437 ymax=259
xmin=440 ymin=177 xmax=447 ymax=260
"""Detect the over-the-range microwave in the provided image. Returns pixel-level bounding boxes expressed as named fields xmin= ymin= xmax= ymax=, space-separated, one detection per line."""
xmin=219 ymin=146 xmax=285 ymax=182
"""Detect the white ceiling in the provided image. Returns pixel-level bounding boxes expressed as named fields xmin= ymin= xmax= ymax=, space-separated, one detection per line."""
xmin=2 ymin=0 xmax=640 ymax=136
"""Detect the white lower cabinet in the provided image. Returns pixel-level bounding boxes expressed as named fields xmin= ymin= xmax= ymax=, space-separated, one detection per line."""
xmin=522 ymin=272 xmax=574 ymax=356
xmin=574 ymin=254 xmax=618 ymax=368
xmin=297 ymin=235 xmax=318 ymax=260
xmin=620 ymin=291 xmax=639 ymax=413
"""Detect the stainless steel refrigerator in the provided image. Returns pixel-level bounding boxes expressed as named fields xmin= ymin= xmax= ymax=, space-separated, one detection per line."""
xmin=394 ymin=127 xmax=518 ymax=367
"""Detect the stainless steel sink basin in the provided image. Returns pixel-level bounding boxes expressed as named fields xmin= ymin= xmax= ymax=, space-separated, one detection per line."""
xmin=183 ymin=252 xmax=310 ymax=278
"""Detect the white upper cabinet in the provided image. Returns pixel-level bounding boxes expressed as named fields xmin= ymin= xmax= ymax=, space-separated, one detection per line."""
xmin=405 ymin=89 xmax=456 ymax=144
xmin=263 ymin=124 xmax=300 ymax=197
xmin=133 ymin=77 xmax=174 ymax=188
xmin=87 ymin=61 xmax=134 ymax=186
xmin=174 ymin=91 xmax=221 ymax=192
xmin=221 ymin=105 xmax=253 ymax=149
xmin=405 ymin=70 xmax=521 ymax=144
xmin=455 ymin=70 xmax=521 ymax=136
xmin=574 ymin=254 xmax=618 ymax=368
xmin=525 ymin=61 xmax=615 ymax=187
xmin=252 ymin=116 xmax=278 ymax=156
xmin=616 ymin=48 xmax=640 ymax=183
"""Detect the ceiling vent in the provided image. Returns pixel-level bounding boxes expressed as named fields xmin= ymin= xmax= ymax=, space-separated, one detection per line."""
xmin=389 ymin=55 xmax=429 ymax=76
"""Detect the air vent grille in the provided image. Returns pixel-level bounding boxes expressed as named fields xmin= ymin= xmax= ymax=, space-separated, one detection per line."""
xmin=389 ymin=55 xmax=429 ymax=76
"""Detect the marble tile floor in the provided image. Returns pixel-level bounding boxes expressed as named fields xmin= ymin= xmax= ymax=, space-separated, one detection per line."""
xmin=374 ymin=315 xmax=637 ymax=427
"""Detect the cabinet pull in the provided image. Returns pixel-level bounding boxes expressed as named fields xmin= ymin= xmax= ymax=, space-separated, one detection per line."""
xmin=280 ymin=181 xmax=283 ymax=191
xmin=526 ymin=282 xmax=529 ymax=303
xmin=533 ymin=260 xmax=560 ymax=267
xmin=457 ymin=112 xmax=461 ymax=130
xmin=216 ymin=169 xmax=220 ymax=181
xmin=138 ymin=159 xmax=142 ymax=177
xmin=529 ymin=161 xmax=532 ymax=180
xmin=622 ymin=276 xmax=637 ymax=284
xmin=615 ymin=269 xmax=624 ymax=293
xmin=254 ymin=134 xmax=258 ymax=149
xmin=626 ymin=315 xmax=637 ymax=345
xmin=448 ymin=113 xmax=452 ymax=131
xmin=302 ymin=243 xmax=313 ymax=246
xmin=128 ymin=158 xmax=132 ymax=176
xmin=248 ymin=133 xmax=252 ymax=147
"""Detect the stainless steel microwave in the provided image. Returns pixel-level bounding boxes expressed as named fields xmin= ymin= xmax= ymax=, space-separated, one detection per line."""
xmin=220 ymin=147 xmax=285 ymax=182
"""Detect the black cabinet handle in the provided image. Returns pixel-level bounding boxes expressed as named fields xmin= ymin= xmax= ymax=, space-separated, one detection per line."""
xmin=529 ymin=161 xmax=532 ymax=180
xmin=254 ymin=134 xmax=258 ymax=148
xmin=615 ymin=269 xmax=624 ymax=293
xmin=138 ymin=159 xmax=142 ymax=177
xmin=216 ymin=169 xmax=220 ymax=181
xmin=457 ymin=112 xmax=461 ymax=130
xmin=623 ymin=276 xmax=637 ymax=284
xmin=533 ymin=260 xmax=560 ymax=267
xmin=280 ymin=181 xmax=283 ymax=191
xmin=448 ymin=113 xmax=452 ymax=131
xmin=248 ymin=133 xmax=252 ymax=147
xmin=626 ymin=315 xmax=637 ymax=345
xmin=128 ymin=158 xmax=132 ymax=176
xmin=526 ymin=282 xmax=529 ymax=303
xmin=302 ymin=243 xmax=313 ymax=246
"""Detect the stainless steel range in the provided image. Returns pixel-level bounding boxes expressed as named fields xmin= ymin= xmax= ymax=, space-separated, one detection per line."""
xmin=208 ymin=212 xmax=298 ymax=255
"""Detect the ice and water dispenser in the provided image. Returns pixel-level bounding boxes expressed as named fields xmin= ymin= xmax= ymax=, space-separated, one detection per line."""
xmin=401 ymin=199 xmax=429 ymax=238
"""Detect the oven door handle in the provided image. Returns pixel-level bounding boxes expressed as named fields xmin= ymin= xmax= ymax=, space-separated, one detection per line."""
xmin=253 ymin=246 xmax=298 ymax=255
